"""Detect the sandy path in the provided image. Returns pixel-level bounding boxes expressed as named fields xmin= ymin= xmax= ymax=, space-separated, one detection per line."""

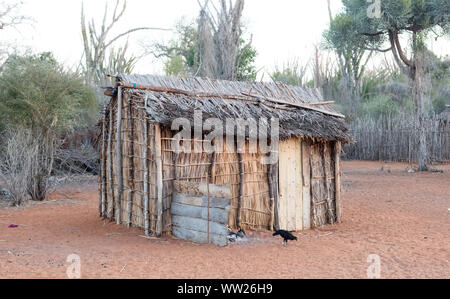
xmin=0 ymin=161 xmax=449 ymax=279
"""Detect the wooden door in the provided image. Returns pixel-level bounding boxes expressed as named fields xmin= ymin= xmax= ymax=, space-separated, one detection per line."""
xmin=278 ymin=138 xmax=303 ymax=231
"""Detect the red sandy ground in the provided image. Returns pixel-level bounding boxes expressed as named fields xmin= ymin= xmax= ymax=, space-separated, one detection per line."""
xmin=0 ymin=161 xmax=449 ymax=279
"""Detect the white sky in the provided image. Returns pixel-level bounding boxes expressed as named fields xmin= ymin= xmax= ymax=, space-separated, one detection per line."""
xmin=2 ymin=0 xmax=449 ymax=79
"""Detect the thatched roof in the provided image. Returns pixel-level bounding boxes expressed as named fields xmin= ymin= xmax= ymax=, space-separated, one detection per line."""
xmin=114 ymin=74 xmax=352 ymax=143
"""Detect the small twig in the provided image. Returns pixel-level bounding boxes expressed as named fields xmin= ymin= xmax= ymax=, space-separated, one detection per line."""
xmin=318 ymin=232 xmax=334 ymax=237
xmin=138 ymin=235 xmax=158 ymax=240
xmin=106 ymin=232 xmax=121 ymax=237
xmin=139 ymin=235 xmax=168 ymax=243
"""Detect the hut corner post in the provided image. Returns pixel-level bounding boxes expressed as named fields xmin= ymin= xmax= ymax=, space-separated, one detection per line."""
xmin=155 ymin=123 xmax=164 ymax=237
xmin=100 ymin=113 xmax=107 ymax=219
xmin=107 ymin=105 xmax=115 ymax=220
xmin=127 ymin=97 xmax=135 ymax=228
xmin=115 ymin=86 xmax=123 ymax=225
xmin=143 ymin=93 xmax=150 ymax=236
xmin=335 ymin=141 xmax=343 ymax=223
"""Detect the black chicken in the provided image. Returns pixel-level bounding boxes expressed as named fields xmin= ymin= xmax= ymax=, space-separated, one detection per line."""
xmin=273 ymin=230 xmax=297 ymax=245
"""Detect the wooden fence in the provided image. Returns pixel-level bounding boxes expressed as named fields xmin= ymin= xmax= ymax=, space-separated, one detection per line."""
xmin=344 ymin=113 xmax=450 ymax=163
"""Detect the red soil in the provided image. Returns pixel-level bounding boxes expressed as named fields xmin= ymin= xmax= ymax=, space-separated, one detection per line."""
xmin=0 ymin=161 xmax=449 ymax=279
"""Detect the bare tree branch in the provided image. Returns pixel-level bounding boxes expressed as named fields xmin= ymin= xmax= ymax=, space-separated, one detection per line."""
xmin=196 ymin=0 xmax=246 ymax=80
xmin=364 ymin=46 xmax=392 ymax=53
xmin=81 ymin=0 xmax=170 ymax=86
xmin=0 ymin=1 xmax=27 ymax=31
xmin=392 ymin=30 xmax=414 ymax=68
xmin=388 ymin=30 xmax=410 ymax=75
xmin=104 ymin=26 xmax=171 ymax=49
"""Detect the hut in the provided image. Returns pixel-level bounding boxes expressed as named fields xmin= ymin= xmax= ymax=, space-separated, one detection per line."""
xmin=99 ymin=74 xmax=352 ymax=246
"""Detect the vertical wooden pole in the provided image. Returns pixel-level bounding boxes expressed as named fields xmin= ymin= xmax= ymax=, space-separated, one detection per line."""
xmin=236 ymin=153 xmax=244 ymax=229
xmin=207 ymin=148 xmax=216 ymax=244
xmin=115 ymin=86 xmax=123 ymax=225
xmin=100 ymin=113 xmax=107 ymax=219
xmin=206 ymin=182 xmax=211 ymax=244
xmin=272 ymin=162 xmax=280 ymax=231
xmin=323 ymin=144 xmax=335 ymax=225
xmin=302 ymin=140 xmax=311 ymax=229
xmin=108 ymin=105 xmax=115 ymax=221
xmin=335 ymin=141 xmax=343 ymax=223
xmin=155 ymin=124 xmax=163 ymax=236
xmin=143 ymin=93 xmax=150 ymax=236
xmin=295 ymin=139 xmax=303 ymax=231
xmin=267 ymin=161 xmax=275 ymax=231
xmin=127 ymin=99 xmax=135 ymax=228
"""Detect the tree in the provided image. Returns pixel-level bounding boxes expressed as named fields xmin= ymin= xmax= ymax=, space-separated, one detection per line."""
xmin=151 ymin=20 xmax=198 ymax=76
xmin=335 ymin=0 xmax=450 ymax=171
xmin=236 ymin=38 xmax=258 ymax=81
xmin=0 ymin=128 xmax=38 ymax=206
xmin=323 ymin=0 xmax=374 ymax=117
xmin=149 ymin=0 xmax=258 ymax=81
xmin=81 ymin=0 xmax=168 ymax=85
xmin=0 ymin=52 xmax=97 ymax=201
xmin=430 ymin=54 xmax=450 ymax=113
xmin=196 ymin=0 xmax=244 ymax=80
xmin=0 ymin=1 xmax=28 ymax=66
xmin=270 ymin=60 xmax=309 ymax=86
xmin=164 ymin=55 xmax=190 ymax=76
xmin=0 ymin=1 xmax=27 ymax=31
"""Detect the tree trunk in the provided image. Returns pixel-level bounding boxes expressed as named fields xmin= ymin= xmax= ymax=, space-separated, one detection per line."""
xmin=28 ymin=132 xmax=55 ymax=201
xmin=30 ymin=174 xmax=47 ymax=201
xmin=413 ymin=52 xmax=428 ymax=171
xmin=350 ymin=81 xmax=359 ymax=117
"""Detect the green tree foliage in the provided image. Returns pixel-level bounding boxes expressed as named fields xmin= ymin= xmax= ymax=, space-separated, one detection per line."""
xmin=429 ymin=54 xmax=450 ymax=113
xmin=0 ymin=52 xmax=97 ymax=201
xmin=236 ymin=39 xmax=258 ymax=81
xmin=0 ymin=52 xmax=97 ymax=131
xmin=323 ymin=8 xmax=374 ymax=117
xmin=331 ymin=0 xmax=450 ymax=170
xmin=338 ymin=0 xmax=449 ymax=76
xmin=164 ymin=55 xmax=190 ymax=76
xmin=353 ymin=54 xmax=448 ymax=118
xmin=152 ymin=19 xmax=258 ymax=81
xmin=270 ymin=60 xmax=309 ymax=86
